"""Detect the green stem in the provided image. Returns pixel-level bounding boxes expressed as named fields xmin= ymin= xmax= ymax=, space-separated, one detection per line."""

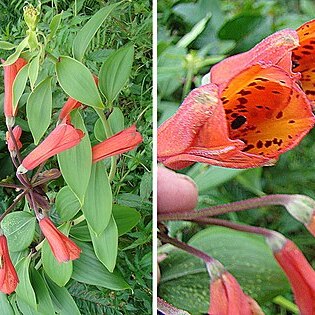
xmin=273 ymin=296 xmax=299 ymax=314
xmin=182 ymin=66 xmax=194 ymax=99
xmin=72 ymin=214 xmax=85 ymax=226
xmin=95 ymin=108 xmax=117 ymax=181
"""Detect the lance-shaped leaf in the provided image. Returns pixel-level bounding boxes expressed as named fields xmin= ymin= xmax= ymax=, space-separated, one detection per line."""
xmin=56 ymin=56 xmax=104 ymax=109
xmin=15 ymin=256 xmax=37 ymax=310
xmin=47 ymin=12 xmax=63 ymax=42
xmin=58 ymin=110 xmax=92 ymax=204
xmin=28 ymin=53 xmax=40 ymax=90
xmin=12 ymin=63 xmax=29 ymax=112
xmin=72 ymin=2 xmax=120 ymax=61
xmin=55 ymin=186 xmax=81 ymax=221
xmin=81 ymin=162 xmax=112 ymax=235
xmin=0 ymin=293 xmax=14 ymax=315
xmin=89 ymin=216 xmax=118 ymax=272
xmin=99 ymin=45 xmax=134 ymax=103
xmin=26 ymin=77 xmax=52 ymax=144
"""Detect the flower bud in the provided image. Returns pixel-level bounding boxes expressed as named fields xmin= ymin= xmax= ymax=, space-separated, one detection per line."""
xmin=23 ymin=3 xmax=40 ymax=31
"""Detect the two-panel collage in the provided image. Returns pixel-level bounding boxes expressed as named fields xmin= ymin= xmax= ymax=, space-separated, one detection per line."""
xmin=0 ymin=0 xmax=314 ymax=314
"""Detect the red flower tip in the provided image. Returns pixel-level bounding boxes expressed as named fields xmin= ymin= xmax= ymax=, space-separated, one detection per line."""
xmin=208 ymin=271 xmax=263 ymax=315
xmin=18 ymin=123 xmax=84 ymax=173
xmin=272 ymin=239 xmax=315 ymax=315
xmin=39 ymin=217 xmax=81 ymax=263
xmin=2 ymin=58 xmax=27 ymax=126
xmin=92 ymin=125 xmax=143 ymax=163
xmin=6 ymin=126 xmax=22 ymax=156
xmin=0 ymin=234 xmax=19 ymax=294
xmin=59 ymin=97 xmax=82 ymax=121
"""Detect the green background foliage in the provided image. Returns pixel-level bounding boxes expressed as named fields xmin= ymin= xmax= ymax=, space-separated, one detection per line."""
xmin=158 ymin=0 xmax=315 ymax=314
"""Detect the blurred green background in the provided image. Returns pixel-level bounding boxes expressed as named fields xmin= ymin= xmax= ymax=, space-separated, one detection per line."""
xmin=158 ymin=1 xmax=315 ymax=314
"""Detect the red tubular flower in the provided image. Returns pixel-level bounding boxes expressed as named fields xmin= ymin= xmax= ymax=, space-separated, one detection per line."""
xmin=58 ymin=97 xmax=82 ymax=121
xmin=6 ymin=125 xmax=22 ymax=154
xmin=0 ymin=234 xmax=19 ymax=294
xmin=209 ymin=271 xmax=264 ymax=315
xmin=39 ymin=217 xmax=81 ymax=263
xmin=271 ymin=239 xmax=315 ymax=314
xmin=92 ymin=125 xmax=142 ymax=163
xmin=158 ymin=29 xmax=315 ymax=170
xmin=2 ymin=58 xmax=27 ymax=126
xmin=17 ymin=122 xmax=84 ymax=174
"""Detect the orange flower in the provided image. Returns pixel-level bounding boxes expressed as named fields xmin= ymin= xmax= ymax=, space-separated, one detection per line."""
xmin=273 ymin=239 xmax=315 ymax=314
xmin=17 ymin=122 xmax=84 ymax=174
xmin=59 ymin=97 xmax=81 ymax=121
xmin=158 ymin=29 xmax=315 ymax=170
xmin=6 ymin=125 xmax=22 ymax=154
xmin=39 ymin=217 xmax=81 ymax=263
xmin=2 ymin=58 xmax=27 ymax=126
xmin=209 ymin=271 xmax=263 ymax=315
xmin=0 ymin=234 xmax=19 ymax=294
xmin=92 ymin=125 xmax=142 ymax=163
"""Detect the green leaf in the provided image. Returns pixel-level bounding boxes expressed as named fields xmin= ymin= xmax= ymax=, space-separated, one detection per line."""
xmin=56 ymin=56 xmax=104 ymax=109
xmin=15 ymin=256 xmax=37 ymax=310
xmin=72 ymin=241 xmax=129 ymax=290
xmin=42 ymin=223 xmax=73 ymax=287
xmin=1 ymin=212 xmax=36 ymax=252
xmin=89 ymin=216 xmax=118 ymax=272
xmin=159 ymin=227 xmax=290 ymax=314
xmin=112 ymin=204 xmax=140 ymax=236
xmin=236 ymin=168 xmax=265 ymax=196
xmin=99 ymin=45 xmax=134 ymax=103
xmin=31 ymin=269 xmax=55 ymax=315
xmin=44 ymin=275 xmax=81 ymax=315
xmin=72 ymin=2 xmax=120 ymax=61
xmin=47 ymin=12 xmax=63 ymax=42
xmin=177 ymin=14 xmax=211 ymax=48
xmin=55 ymin=186 xmax=81 ymax=221
xmin=26 ymin=77 xmax=52 ymax=144
xmin=70 ymin=221 xmax=91 ymax=241
xmin=81 ymin=162 xmax=112 ymax=235
xmin=3 ymin=37 xmax=29 ymax=66
xmin=186 ymin=164 xmax=244 ymax=193
xmin=12 ymin=63 xmax=29 ymax=113
xmin=94 ymin=107 xmax=125 ymax=141
xmin=28 ymin=53 xmax=40 ymax=90
xmin=58 ymin=110 xmax=92 ymax=204
xmin=0 ymin=293 xmax=14 ymax=315
xmin=0 ymin=41 xmax=16 ymax=50
xmin=108 ymin=107 xmax=125 ymax=134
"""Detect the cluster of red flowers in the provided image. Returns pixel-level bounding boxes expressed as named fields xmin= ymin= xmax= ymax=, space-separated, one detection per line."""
xmin=1 ymin=56 xmax=142 ymax=294
xmin=158 ymin=20 xmax=315 ymax=315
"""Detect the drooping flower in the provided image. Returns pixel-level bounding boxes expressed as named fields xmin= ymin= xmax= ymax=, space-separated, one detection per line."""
xmin=17 ymin=122 xmax=84 ymax=174
xmin=0 ymin=234 xmax=19 ymax=294
xmin=92 ymin=125 xmax=142 ymax=163
xmin=6 ymin=125 xmax=22 ymax=155
xmin=58 ymin=97 xmax=82 ymax=121
xmin=39 ymin=217 xmax=81 ymax=263
xmin=267 ymin=236 xmax=315 ymax=314
xmin=2 ymin=58 xmax=27 ymax=127
xmin=158 ymin=29 xmax=315 ymax=170
xmin=208 ymin=271 xmax=264 ymax=315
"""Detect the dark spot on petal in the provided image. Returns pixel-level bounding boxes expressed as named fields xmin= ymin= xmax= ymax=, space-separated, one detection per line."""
xmin=305 ymin=90 xmax=315 ymax=95
xmin=238 ymin=89 xmax=252 ymax=96
xmin=304 ymin=32 xmax=310 ymax=35
xmin=243 ymin=144 xmax=255 ymax=152
xmin=288 ymin=135 xmax=293 ymax=139
xmin=239 ymin=138 xmax=248 ymax=144
xmin=237 ymin=97 xmax=248 ymax=104
xmin=310 ymin=40 xmax=315 ymax=44
xmin=225 ymin=109 xmax=233 ymax=114
xmin=265 ymin=140 xmax=272 ymax=148
xmin=265 ymin=106 xmax=271 ymax=110
xmin=288 ymin=120 xmax=295 ymax=124
xmin=223 ymin=99 xmax=229 ymax=104
xmin=272 ymin=90 xmax=281 ymax=94
xmin=303 ymin=44 xmax=314 ymax=50
xmin=255 ymin=77 xmax=268 ymax=82
xmin=302 ymin=50 xmax=312 ymax=55
xmin=276 ymin=111 xmax=283 ymax=119
xmin=256 ymin=105 xmax=263 ymax=109
xmin=279 ymin=80 xmax=286 ymax=84
xmin=231 ymin=113 xmax=239 ymax=118
xmin=248 ymin=82 xmax=257 ymax=86
xmin=231 ymin=115 xmax=247 ymax=130
xmin=256 ymin=140 xmax=263 ymax=149
xmin=292 ymin=60 xmax=300 ymax=69
xmin=255 ymin=85 xmax=266 ymax=90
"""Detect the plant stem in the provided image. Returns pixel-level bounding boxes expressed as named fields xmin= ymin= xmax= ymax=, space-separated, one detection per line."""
xmin=7 ymin=126 xmax=22 ymax=164
xmin=0 ymin=190 xmax=29 ymax=223
xmin=273 ymin=296 xmax=299 ymax=314
xmin=192 ymin=217 xmax=273 ymax=238
xmin=158 ymin=194 xmax=294 ymax=221
xmin=71 ymin=214 xmax=85 ymax=226
xmin=31 ymin=162 xmax=46 ymax=183
xmin=0 ymin=183 xmax=24 ymax=190
xmin=95 ymin=108 xmax=117 ymax=182
xmin=158 ymin=231 xmax=215 ymax=264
